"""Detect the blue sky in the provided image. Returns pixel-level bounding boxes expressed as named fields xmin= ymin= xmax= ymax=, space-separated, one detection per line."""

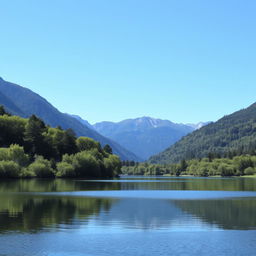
xmin=1 ymin=0 xmax=256 ymax=124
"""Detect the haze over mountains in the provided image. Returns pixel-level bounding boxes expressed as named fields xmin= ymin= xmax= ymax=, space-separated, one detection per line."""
xmin=149 ymin=103 xmax=256 ymax=164
xmin=93 ymin=117 xmax=209 ymax=160
xmin=0 ymin=76 xmax=211 ymax=162
xmin=0 ymin=77 xmax=140 ymax=161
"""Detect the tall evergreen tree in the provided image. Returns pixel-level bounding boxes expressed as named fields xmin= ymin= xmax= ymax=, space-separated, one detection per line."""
xmin=24 ymin=115 xmax=47 ymax=156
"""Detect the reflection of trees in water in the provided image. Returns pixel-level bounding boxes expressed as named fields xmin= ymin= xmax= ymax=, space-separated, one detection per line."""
xmin=0 ymin=179 xmax=121 ymax=233
xmin=0 ymin=178 xmax=256 ymax=192
xmin=174 ymin=199 xmax=256 ymax=230
xmin=0 ymin=179 xmax=255 ymax=232
xmin=1 ymin=193 xmax=255 ymax=232
xmin=0 ymin=195 xmax=116 ymax=233
xmin=119 ymin=178 xmax=256 ymax=191
xmin=0 ymin=179 xmax=121 ymax=192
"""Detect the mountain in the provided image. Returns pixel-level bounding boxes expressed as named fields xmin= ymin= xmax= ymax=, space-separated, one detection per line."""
xmin=69 ymin=114 xmax=95 ymax=130
xmin=93 ymin=117 xmax=203 ymax=160
xmin=0 ymin=77 xmax=140 ymax=161
xmin=186 ymin=122 xmax=212 ymax=130
xmin=0 ymin=89 xmax=25 ymax=116
xmin=149 ymin=103 xmax=256 ymax=164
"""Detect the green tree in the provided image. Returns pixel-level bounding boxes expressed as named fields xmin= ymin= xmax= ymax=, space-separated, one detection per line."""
xmin=0 ymin=115 xmax=26 ymax=146
xmin=8 ymin=144 xmax=29 ymax=166
xmin=103 ymin=144 xmax=113 ymax=154
xmin=24 ymin=115 xmax=47 ymax=156
xmin=76 ymin=137 xmax=100 ymax=152
xmin=72 ymin=151 xmax=101 ymax=177
xmin=0 ymin=161 xmax=20 ymax=178
xmin=27 ymin=156 xmax=55 ymax=178
xmin=56 ymin=162 xmax=76 ymax=178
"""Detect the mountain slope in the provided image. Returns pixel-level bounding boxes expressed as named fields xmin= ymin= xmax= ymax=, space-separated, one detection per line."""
xmin=0 ymin=89 xmax=24 ymax=116
xmin=0 ymin=77 xmax=140 ymax=161
xmin=186 ymin=122 xmax=212 ymax=130
xmin=94 ymin=117 xmax=195 ymax=160
xmin=69 ymin=114 xmax=95 ymax=130
xmin=149 ymin=103 xmax=256 ymax=164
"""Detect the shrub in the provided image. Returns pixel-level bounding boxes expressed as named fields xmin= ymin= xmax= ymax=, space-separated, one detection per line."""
xmin=103 ymin=155 xmax=121 ymax=177
xmin=20 ymin=168 xmax=36 ymax=178
xmin=244 ymin=167 xmax=256 ymax=175
xmin=0 ymin=148 xmax=9 ymax=161
xmin=28 ymin=156 xmax=54 ymax=178
xmin=8 ymin=144 xmax=29 ymax=166
xmin=76 ymin=137 xmax=101 ymax=152
xmin=56 ymin=162 xmax=76 ymax=178
xmin=197 ymin=167 xmax=209 ymax=177
xmin=0 ymin=161 xmax=20 ymax=178
xmin=62 ymin=154 xmax=74 ymax=164
xmin=0 ymin=145 xmax=29 ymax=167
xmin=218 ymin=164 xmax=234 ymax=177
xmin=72 ymin=151 xmax=101 ymax=178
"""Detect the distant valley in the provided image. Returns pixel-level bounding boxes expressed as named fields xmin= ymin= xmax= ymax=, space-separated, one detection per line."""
xmin=0 ymin=76 xmax=210 ymax=161
xmin=76 ymin=116 xmax=209 ymax=160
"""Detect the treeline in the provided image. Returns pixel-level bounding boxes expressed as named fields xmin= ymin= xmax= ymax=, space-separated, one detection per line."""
xmin=0 ymin=106 xmax=121 ymax=178
xmin=122 ymin=155 xmax=256 ymax=177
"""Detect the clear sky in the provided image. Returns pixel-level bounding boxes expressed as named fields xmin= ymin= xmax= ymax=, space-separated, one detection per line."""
xmin=1 ymin=0 xmax=256 ymax=124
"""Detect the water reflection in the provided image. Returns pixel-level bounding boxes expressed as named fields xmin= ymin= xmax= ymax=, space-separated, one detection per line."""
xmin=0 ymin=177 xmax=256 ymax=192
xmin=118 ymin=177 xmax=256 ymax=191
xmin=0 ymin=177 xmax=256 ymax=256
xmin=0 ymin=195 xmax=116 ymax=233
xmin=0 ymin=179 xmax=121 ymax=192
xmin=0 ymin=193 xmax=256 ymax=233
xmin=175 ymin=198 xmax=256 ymax=230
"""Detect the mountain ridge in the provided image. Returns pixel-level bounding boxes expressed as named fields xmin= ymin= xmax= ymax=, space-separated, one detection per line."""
xmin=93 ymin=117 xmax=208 ymax=160
xmin=0 ymin=77 xmax=141 ymax=161
xmin=149 ymin=102 xmax=256 ymax=164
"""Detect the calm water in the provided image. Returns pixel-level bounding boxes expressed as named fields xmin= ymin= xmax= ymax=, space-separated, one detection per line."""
xmin=0 ymin=176 xmax=256 ymax=256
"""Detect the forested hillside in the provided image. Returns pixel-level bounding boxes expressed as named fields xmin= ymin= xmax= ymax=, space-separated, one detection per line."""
xmin=149 ymin=103 xmax=256 ymax=164
xmin=0 ymin=77 xmax=140 ymax=161
xmin=0 ymin=107 xmax=121 ymax=178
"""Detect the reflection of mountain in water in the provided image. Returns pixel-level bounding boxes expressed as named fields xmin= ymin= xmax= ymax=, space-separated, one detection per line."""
xmin=174 ymin=199 xmax=256 ymax=230
xmin=95 ymin=197 xmax=256 ymax=230
xmin=95 ymin=198 xmax=196 ymax=230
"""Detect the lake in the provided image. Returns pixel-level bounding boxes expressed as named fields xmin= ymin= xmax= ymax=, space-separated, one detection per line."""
xmin=0 ymin=176 xmax=256 ymax=256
